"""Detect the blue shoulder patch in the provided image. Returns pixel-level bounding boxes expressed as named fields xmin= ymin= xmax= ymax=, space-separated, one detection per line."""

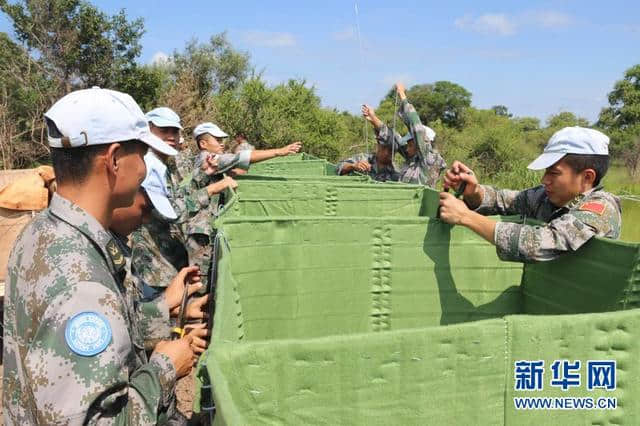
xmin=65 ymin=311 xmax=112 ymax=356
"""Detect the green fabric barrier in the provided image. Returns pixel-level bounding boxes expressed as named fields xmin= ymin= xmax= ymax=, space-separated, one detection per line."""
xmin=223 ymin=182 xmax=428 ymax=219
xmin=196 ymin=213 xmax=640 ymax=424
xmin=234 ymin=174 xmax=371 ymax=183
xmin=204 ymin=310 xmax=640 ymax=425
xmin=213 ymin=217 xmax=523 ymax=341
xmin=248 ymin=159 xmax=338 ymax=176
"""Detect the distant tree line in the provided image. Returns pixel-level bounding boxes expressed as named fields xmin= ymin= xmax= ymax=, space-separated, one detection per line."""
xmin=1 ymin=0 xmax=638 ymax=187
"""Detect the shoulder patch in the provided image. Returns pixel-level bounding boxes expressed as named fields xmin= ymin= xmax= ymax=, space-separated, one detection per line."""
xmin=65 ymin=311 xmax=112 ymax=356
xmin=578 ymin=201 xmax=606 ymax=216
xmin=106 ymin=239 xmax=125 ymax=269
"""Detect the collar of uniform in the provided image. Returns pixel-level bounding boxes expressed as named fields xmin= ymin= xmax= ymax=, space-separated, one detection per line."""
xmin=49 ymin=193 xmax=126 ymax=275
xmin=566 ymin=185 xmax=604 ymax=209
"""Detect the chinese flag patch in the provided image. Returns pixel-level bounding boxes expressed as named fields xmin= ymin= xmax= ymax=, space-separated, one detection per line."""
xmin=579 ymin=202 xmax=606 ymax=215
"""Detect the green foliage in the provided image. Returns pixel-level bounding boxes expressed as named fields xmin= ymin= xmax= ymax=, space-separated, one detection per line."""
xmin=212 ymin=79 xmax=358 ymax=162
xmin=491 ymin=105 xmax=512 ymax=118
xmin=434 ymin=108 xmax=540 ymax=189
xmin=171 ymin=34 xmax=251 ymax=99
xmin=407 ymin=81 xmax=472 ymax=128
xmin=546 ymin=111 xmax=590 ymax=128
xmin=1 ymin=0 xmax=144 ymax=91
xmin=597 ymin=64 xmax=640 ymax=177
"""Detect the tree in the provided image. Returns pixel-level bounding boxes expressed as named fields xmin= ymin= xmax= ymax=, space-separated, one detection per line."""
xmin=546 ymin=111 xmax=589 ymax=129
xmin=491 ymin=105 xmax=512 ymax=118
xmin=1 ymin=0 xmax=146 ymax=92
xmin=597 ymin=64 xmax=640 ymax=163
xmin=171 ymin=34 xmax=251 ymax=100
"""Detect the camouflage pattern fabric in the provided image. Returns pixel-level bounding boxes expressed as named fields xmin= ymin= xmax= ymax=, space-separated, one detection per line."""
xmin=475 ymin=184 xmax=622 ymax=262
xmin=112 ymin=232 xmax=171 ymax=350
xmin=193 ymin=150 xmax=251 ymax=178
xmin=376 ymin=99 xmax=447 ymax=188
xmin=3 ymin=193 xmax=176 ymax=424
xmin=336 ymin=152 xmax=399 ymax=182
xmin=131 ymin=216 xmax=187 ymax=292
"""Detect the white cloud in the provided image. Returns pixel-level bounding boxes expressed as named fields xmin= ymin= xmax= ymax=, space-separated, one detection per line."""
xmin=150 ymin=51 xmax=169 ymax=65
xmin=454 ymin=10 xmax=574 ymax=36
xmin=454 ymin=13 xmax=516 ymax=36
xmin=529 ymin=11 xmax=573 ymax=28
xmin=332 ymin=26 xmax=356 ymax=41
xmin=242 ymin=31 xmax=296 ymax=48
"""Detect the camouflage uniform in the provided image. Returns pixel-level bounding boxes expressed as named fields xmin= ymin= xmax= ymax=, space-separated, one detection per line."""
xmin=185 ymin=150 xmax=251 ymax=278
xmin=377 ymin=99 xmax=447 ymax=187
xmin=3 ymin=193 xmax=176 ymax=424
xmin=475 ymin=184 xmax=622 ymax=262
xmin=112 ymin=232 xmax=171 ymax=349
xmin=131 ymin=153 xmax=208 ymax=293
xmin=336 ymin=152 xmax=399 ymax=182
xmin=193 ymin=150 xmax=252 ymax=178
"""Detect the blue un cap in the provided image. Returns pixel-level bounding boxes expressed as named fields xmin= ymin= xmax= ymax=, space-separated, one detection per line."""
xmin=141 ymin=151 xmax=177 ymax=220
xmin=145 ymin=107 xmax=183 ymax=130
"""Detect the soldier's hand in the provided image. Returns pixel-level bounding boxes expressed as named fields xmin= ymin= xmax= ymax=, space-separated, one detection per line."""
xmin=279 ymin=142 xmax=302 ymax=156
xmin=165 ymin=266 xmax=202 ymax=312
xmin=184 ymin=294 xmax=210 ymax=321
xmin=354 ymin=161 xmax=371 ymax=173
xmin=395 ymin=82 xmax=407 ymax=99
xmin=222 ymin=176 xmax=238 ymax=190
xmin=361 ymin=104 xmax=376 ymax=122
xmin=155 ymin=336 xmax=195 ymax=378
xmin=443 ymin=161 xmax=479 ymax=196
xmin=185 ymin=323 xmax=210 ymax=354
xmin=202 ymin=153 xmax=219 ymax=176
xmin=438 ymin=192 xmax=471 ymax=226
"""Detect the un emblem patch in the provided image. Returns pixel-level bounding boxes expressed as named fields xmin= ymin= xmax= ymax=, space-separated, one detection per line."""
xmin=65 ymin=311 xmax=112 ymax=356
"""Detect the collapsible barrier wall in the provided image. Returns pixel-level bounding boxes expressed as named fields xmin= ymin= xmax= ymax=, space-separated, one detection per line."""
xmin=197 ymin=213 xmax=640 ymax=425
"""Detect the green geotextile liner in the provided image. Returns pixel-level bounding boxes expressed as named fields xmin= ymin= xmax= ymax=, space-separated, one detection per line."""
xmin=249 ymin=159 xmax=338 ymax=176
xmin=234 ymin=174 xmax=371 ymax=183
xmin=220 ymin=182 xmax=441 ymax=220
xmin=212 ymin=216 xmax=525 ymax=341
xmin=197 ymin=216 xmax=640 ymax=424
xmin=204 ymin=310 xmax=640 ymax=425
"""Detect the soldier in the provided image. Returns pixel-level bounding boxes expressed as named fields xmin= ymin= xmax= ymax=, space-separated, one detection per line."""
xmin=439 ymin=126 xmax=622 ymax=262
xmin=3 ymin=87 xmax=195 ymax=424
xmin=336 ymin=145 xmax=398 ymax=182
xmin=228 ymin=133 xmax=256 ymax=154
xmin=193 ymin=122 xmax=302 ymax=177
xmin=110 ymin=153 xmax=209 ymax=352
xmin=187 ymin=123 xmax=302 ymax=277
xmin=130 ymin=109 xmax=238 ymax=296
xmin=365 ymin=83 xmax=447 ymax=187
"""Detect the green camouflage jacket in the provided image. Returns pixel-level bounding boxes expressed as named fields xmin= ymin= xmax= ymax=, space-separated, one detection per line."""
xmin=377 ymin=99 xmax=447 ymax=187
xmin=112 ymin=232 xmax=171 ymax=349
xmin=336 ymin=152 xmax=399 ymax=182
xmin=3 ymin=193 xmax=175 ymax=424
xmin=476 ymin=185 xmax=622 ymax=262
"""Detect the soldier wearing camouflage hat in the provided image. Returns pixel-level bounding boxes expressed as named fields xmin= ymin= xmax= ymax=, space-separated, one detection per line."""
xmin=3 ymin=87 xmax=196 ymax=424
xmin=439 ymin=126 xmax=622 ymax=262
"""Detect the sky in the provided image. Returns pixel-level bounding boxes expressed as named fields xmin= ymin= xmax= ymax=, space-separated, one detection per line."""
xmin=2 ymin=0 xmax=639 ymax=123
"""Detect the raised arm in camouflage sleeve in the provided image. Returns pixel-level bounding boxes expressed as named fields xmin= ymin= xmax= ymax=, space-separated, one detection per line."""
xmin=398 ymin=98 xmax=429 ymax=160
